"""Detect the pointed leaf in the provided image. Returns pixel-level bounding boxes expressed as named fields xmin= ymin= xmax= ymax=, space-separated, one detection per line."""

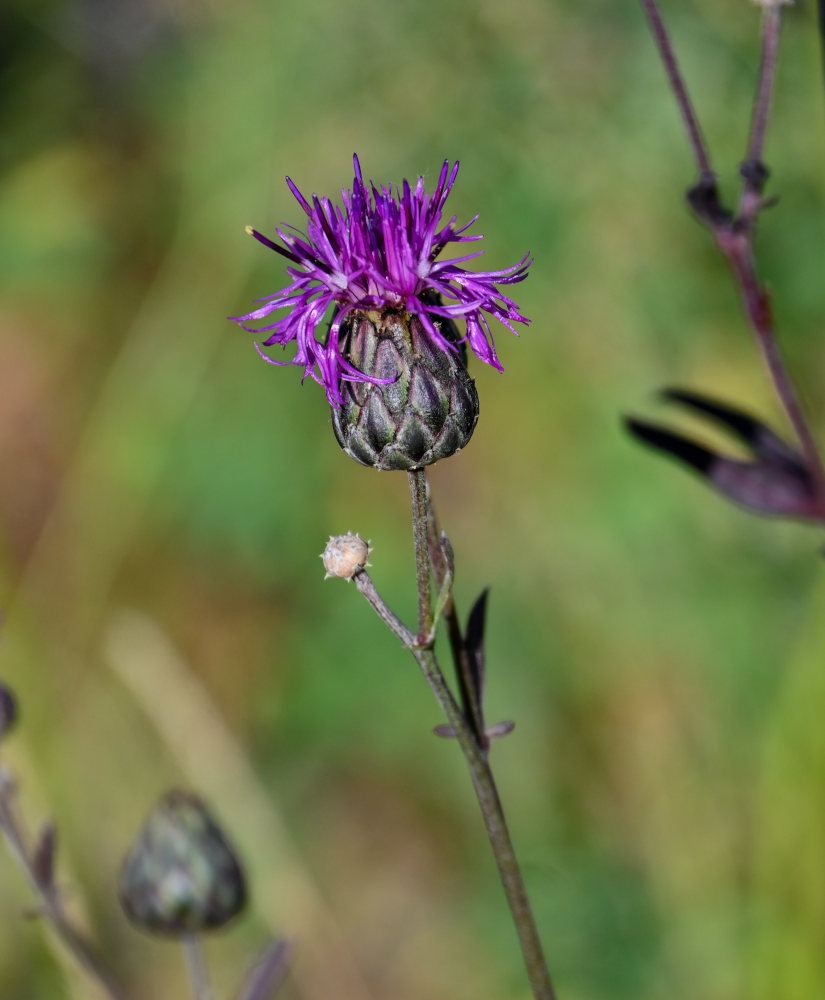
xmin=661 ymin=388 xmax=809 ymax=474
xmin=439 ymin=532 xmax=455 ymax=578
xmin=237 ymin=939 xmax=291 ymax=1000
xmin=625 ymin=418 xmax=714 ymax=474
xmin=626 ymin=418 xmax=820 ymax=520
xmin=465 ymin=589 xmax=489 ymax=713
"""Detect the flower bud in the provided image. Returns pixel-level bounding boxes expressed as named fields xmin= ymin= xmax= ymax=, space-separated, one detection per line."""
xmin=321 ymin=533 xmax=370 ymax=580
xmin=331 ymin=306 xmax=479 ymax=471
xmin=118 ymin=790 xmax=246 ymax=936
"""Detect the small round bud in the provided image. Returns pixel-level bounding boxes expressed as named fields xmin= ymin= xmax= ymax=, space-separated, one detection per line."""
xmin=118 ymin=790 xmax=246 ymax=936
xmin=0 ymin=682 xmax=18 ymax=742
xmin=321 ymin=533 xmax=370 ymax=580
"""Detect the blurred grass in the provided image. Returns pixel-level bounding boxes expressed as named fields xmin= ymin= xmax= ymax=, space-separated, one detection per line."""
xmin=1 ymin=1 xmax=825 ymax=998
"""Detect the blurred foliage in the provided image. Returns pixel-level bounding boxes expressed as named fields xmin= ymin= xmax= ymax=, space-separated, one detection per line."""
xmin=1 ymin=0 xmax=825 ymax=998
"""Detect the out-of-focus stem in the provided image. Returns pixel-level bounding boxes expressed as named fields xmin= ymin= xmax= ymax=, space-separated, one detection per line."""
xmin=818 ymin=0 xmax=825 ymax=121
xmin=639 ymin=0 xmax=714 ymax=180
xmin=716 ymin=232 xmax=825 ymax=509
xmin=406 ymin=472 xmax=557 ymax=1000
xmin=739 ymin=3 xmax=783 ymax=223
xmin=0 ymin=770 xmax=132 ymax=1000
xmin=183 ymin=935 xmax=213 ymax=1000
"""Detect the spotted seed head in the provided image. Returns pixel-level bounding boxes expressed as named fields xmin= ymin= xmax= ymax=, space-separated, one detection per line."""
xmin=322 ymin=533 xmax=371 ymax=580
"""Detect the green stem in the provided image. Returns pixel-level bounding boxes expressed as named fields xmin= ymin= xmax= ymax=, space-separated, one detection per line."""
xmin=407 ymin=472 xmax=557 ymax=1000
xmin=425 ymin=491 xmax=486 ymax=743
xmin=408 ymin=470 xmax=434 ymax=640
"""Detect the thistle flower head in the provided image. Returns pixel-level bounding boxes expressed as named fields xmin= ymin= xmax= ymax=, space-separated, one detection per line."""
xmin=232 ymin=155 xmax=531 ymax=406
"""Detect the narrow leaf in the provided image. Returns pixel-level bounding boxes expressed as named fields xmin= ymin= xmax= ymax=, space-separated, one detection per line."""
xmin=661 ymin=388 xmax=809 ymax=474
xmin=31 ymin=823 xmax=57 ymax=892
xmin=626 ymin=418 xmax=820 ymax=520
xmin=237 ymin=939 xmax=291 ymax=1000
xmin=439 ymin=532 xmax=455 ymax=577
xmin=625 ymin=418 xmax=714 ymax=474
xmin=466 ymin=589 xmax=489 ymax=713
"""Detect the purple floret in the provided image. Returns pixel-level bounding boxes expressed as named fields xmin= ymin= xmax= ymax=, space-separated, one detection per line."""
xmin=231 ymin=155 xmax=532 ymax=406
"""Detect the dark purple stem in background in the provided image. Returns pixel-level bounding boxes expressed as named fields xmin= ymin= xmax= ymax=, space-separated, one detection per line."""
xmin=640 ymin=0 xmax=825 ymax=516
xmin=639 ymin=0 xmax=714 ymax=181
xmin=746 ymin=6 xmax=782 ymax=166
xmin=817 ymin=0 xmax=825 ymax=126
xmin=739 ymin=3 xmax=783 ymax=223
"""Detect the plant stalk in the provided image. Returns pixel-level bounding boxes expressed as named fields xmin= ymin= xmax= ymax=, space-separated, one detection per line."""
xmin=0 ymin=769 xmax=132 ymax=1000
xmin=408 ymin=470 xmax=434 ymax=640
xmin=183 ymin=935 xmax=213 ymax=1000
xmin=406 ymin=470 xmax=557 ymax=1000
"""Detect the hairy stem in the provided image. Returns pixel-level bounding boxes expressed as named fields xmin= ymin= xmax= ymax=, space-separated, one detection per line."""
xmin=354 ymin=570 xmax=417 ymax=647
xmin=408 ymin=470 xmax=434 ymax=640
xmin=406 ymin=472 xmax=557 ymax=1000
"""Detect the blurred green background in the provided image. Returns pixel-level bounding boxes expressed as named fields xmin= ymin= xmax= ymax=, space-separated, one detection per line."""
xmin=2 ymin=0 xmax=825 ymax=998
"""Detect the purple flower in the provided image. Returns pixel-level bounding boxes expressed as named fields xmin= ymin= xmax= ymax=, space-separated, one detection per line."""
xmin=231 ymin=155 xmax=532 ymax=406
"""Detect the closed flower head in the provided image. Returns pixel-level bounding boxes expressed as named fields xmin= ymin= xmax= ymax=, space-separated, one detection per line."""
xmin=233 ymin=156 xmax=531 ymax=469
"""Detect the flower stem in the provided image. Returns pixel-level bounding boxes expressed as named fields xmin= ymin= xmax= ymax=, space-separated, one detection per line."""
xmin=715 ymin=232 xmax=825 ymax=511
xmin=0 ymin=767 xmax=132 ymax=1000
xmin=408 ymin=470 xmax=434 ymax=640
xmin=639 ymin=0 xmax=714 ymax=181
xmin=183 ymin=935 xmax=213 ymax=1000
xmin=406 ymin=472 xmax=557 ymax=1000
xmin=354 ymin=570 xmax=417 ymax=647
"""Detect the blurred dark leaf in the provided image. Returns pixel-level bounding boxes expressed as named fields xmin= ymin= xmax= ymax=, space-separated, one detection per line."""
xmin=433 ymin=723 xmax=458 ymax=739
xmin=661 ymin=388 xmax=810 ymax=476
xmin=626 ymin=389 xmax=821 ymax=522
xmin=31 ymin=822 xmax=57 ymax=892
